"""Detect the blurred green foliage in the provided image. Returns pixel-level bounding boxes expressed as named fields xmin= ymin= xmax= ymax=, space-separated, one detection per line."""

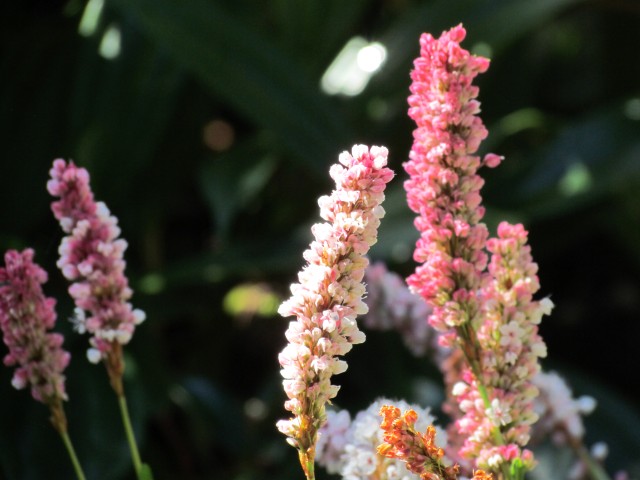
xmin=1 ymin=0 xmax=640 ymax=479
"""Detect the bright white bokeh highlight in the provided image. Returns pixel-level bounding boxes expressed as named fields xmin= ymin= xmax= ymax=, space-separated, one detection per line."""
xmin=78 ymin=0 xmax=104 ymax=37
xmin=99 ymin=24 xmax=121 ymax=60
xmin=321 ymin=37 xmax=387 ymax=96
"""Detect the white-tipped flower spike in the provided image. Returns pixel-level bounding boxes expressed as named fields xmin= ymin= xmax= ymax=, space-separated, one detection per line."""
xmin=277 ymin=145 xmax=394 ymax=478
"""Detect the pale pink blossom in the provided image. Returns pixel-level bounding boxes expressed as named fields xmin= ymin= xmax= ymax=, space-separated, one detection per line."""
xmin=458 ymin=221 xmax=550 ymax=469
xmin=277 ymin=145 xmax=393 ymax=474
xmin=48 ymin=159 xmax=145 ymax=364
xmin=363 ymin=262 xmax=439 ymax=357
xmin=531 ymin=371 xmax=596 ymax=444
xmin=0 ymin=249 xmax=70 ymax=405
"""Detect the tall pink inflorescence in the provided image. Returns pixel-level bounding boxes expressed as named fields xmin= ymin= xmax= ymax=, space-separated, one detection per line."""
xmin=277 ymin=145 xmax=394 ymax=478
xmin=404 ymin=25 xmax=551 ymax=476
xmin=404 ymin=24 xmax=498 ymax=350
xmin=0 ymin=249 xmax=70 ymax=418
xmin=47 ymin=160 xmax=145 ymax=387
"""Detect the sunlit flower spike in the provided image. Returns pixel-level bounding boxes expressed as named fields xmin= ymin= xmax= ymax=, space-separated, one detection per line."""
xmin=277 ymin=145 xmax=394 ymax=479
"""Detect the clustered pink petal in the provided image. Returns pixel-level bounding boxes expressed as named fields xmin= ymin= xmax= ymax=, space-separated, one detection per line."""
xmin=0 ymin=249 xmax=70 ymax=404
xmin=404 ymin=25 xmax=551 ymax=474
xmin=277 ymin=145 xmax=394 ymax=463
xmin=449 ymin=222 xmax=551 ymax=469
xmin=404 ymin=24 xmax=499 ymax=345
xmin=48 ymin=159 xmax=145 ymax=363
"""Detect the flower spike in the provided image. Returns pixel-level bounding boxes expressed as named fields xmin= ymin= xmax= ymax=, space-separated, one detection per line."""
xmin=277 ymin=145 xmax=393 ymax=479
xmin=0 ymin=249 xmax=87 ymax=480
xmin=48 ymin=159 xmax=151 ymax=478
xmin=404 ymin=25 xmax=551 ymax=476
xmin=0 ymin=249 xmax=69 ymax=415
xmin=48 ymin=159 xmax=145 ymax=390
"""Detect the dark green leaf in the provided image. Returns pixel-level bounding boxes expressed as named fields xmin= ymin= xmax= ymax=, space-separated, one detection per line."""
xmin=110 ymin=0 xmax=351 ymax=174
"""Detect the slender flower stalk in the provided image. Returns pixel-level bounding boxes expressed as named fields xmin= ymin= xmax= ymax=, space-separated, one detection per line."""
xmin=48 ymin=159 xmax=150 ymax=479
xmin=277 ymin=145 xmax=394 ymax=479
xmin=404 ymin=26 xmax=552 ymax=478
xmin=0 ymin=249 xmax=86 ymax=480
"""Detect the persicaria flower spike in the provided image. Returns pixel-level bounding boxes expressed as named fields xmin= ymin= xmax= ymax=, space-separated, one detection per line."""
xmin=48 ymin=159 xmax=145 ymax=365
xmin=404 ymin=26 xmax=551 ymax=475
xmin=448 ymin=223 xmax=550 ymax=471
xmin=404 ymin=24 xmax=499 ymax=348
xmin=277 ymin=145 xmax=393 ymax=477
xmin=0 ymin=249 xmax=70 ymax=406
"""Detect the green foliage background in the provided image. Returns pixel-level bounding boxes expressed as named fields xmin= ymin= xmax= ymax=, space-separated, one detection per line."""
xmin=1 ymin=0 xmax=640 ymax=478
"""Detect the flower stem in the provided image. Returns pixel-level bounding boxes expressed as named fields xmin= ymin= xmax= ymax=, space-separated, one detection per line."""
xmin=573 ymin=442 xmax=612 ymax=480
xmin=298 ymin=447 xmax=316 ymax=480
xmin=475 ymin=373 xmax=512 ymax=480
xmin=118 ymin=393 xmax=144 ymax=477
xmin=58 ymin=429 xmax=87 ymax=480
xmin=49 ymin=399 xmax=87 ymax=480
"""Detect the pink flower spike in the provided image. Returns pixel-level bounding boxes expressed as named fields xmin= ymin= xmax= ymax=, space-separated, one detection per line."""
xmin=277 ymin=145 xmax=393 ymax=476
xmin=404 ymin=24 xmax=497 ymax=343
xmin=0 ymin=249 xmax=70 ymax=406
xmin=48 ymin=159 xmax=145 ymax=372
xmin=403 ymin=25 xmax=551 ymax=476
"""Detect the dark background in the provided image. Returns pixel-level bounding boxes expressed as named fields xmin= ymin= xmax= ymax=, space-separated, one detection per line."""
xmin=1 ymin=0 xmax=639 ymax=479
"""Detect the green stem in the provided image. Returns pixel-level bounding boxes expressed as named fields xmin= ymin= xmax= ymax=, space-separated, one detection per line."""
xmin=574 ymin=443 xmax=612 ymax=480
xmin=476 ymin=383 xmax=505 ymax=445
xmin=59 ymin=429 xmax=87 ymax=480
xmin=298 ymin=446 xmax=316 ymax=480
xmin=305 ymin=458 xmax=315 ymax=480
xmin=469 ymin=354 xmax=517 ymax=480
xmin=118 ymin=393 xmax=144 ymax=477
xmin=477 ymin=382 xmax=512 ymax=480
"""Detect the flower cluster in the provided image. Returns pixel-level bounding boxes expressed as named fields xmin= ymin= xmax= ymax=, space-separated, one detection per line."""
xmin=403 ymin=25 xmax=553 ymax=474
xmin=277 ymin=145 xmax=394 ymax=474
xmin=377 ymin=404 xmax=492 ymax=480
xmin=363 ymin=262 xmax=438 ymax=357
xmin=0 ymin=249 xmax=70 ymax=406
xmin=404 ymin=24 xmax=501 ymax=348
xmin=316 ymin=398 xmax=442 ymax=480
xmin=449 ymin=222 xmax=551 ymax=469
xmin=48 ymin=159 xmax=145 ymax=364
